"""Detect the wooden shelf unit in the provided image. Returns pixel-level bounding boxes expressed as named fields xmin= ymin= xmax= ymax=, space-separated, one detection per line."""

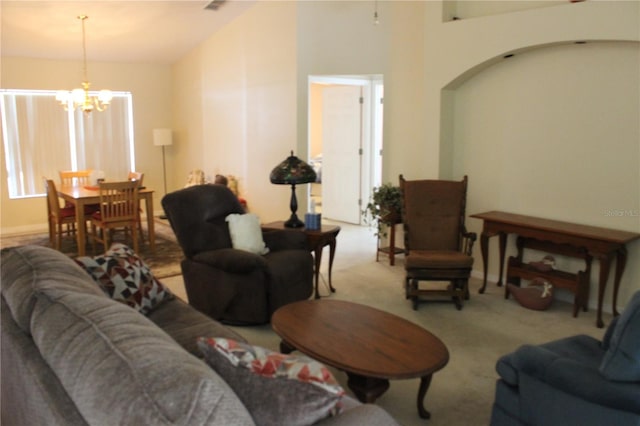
xmin=506 ymin=236 xmax=591 ymax=317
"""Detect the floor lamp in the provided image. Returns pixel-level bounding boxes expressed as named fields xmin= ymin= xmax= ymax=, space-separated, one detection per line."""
xmin=153 ymin=128 xmax=172 ymax=219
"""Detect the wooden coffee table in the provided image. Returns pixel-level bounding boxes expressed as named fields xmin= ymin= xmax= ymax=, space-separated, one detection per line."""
xmin=271 ymin=299 xmax=449 ymax=419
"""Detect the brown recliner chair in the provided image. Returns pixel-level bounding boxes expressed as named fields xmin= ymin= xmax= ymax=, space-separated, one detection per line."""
xmin=399 ymin=175 xmax=476 ymax=310
xmin=161 ymin=184 xmax=313 ymax=324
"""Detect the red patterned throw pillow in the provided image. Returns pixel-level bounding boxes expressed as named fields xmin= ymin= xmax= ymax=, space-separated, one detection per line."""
xmin=75 ymin=243 xmax=173 ymax=315
xmin=197 ymin=337 xmax=344 ymax=426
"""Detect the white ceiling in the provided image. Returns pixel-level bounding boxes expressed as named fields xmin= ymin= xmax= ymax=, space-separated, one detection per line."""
xmin=1 ymin=0 xmax=258 ymax=64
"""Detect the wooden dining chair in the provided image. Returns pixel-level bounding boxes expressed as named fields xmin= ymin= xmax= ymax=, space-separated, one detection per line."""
xmin=59 ymin=169 xmax=92 ymax=186
xmin=59 ymin=169 xmax=101 ymax=214
xmin=127 ymin=171 xmax=144 ymax=185
xmin=44 ymin=178 xmax=78 ymax=250
xmin=90 ymin=180 xmax=141 ymax=254
xmin=128 ymin=171 xmax=145 ymax=241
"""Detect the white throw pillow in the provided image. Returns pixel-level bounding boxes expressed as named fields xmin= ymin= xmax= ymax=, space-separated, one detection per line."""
xmin=225 ymin=213 xmax=269 ymax=255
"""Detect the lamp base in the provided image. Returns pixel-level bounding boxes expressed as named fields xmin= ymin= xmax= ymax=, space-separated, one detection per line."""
xmin=284 ymin=214 xmax=305 ymax=228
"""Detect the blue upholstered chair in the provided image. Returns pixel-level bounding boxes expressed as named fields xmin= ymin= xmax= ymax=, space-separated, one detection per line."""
xmin=491 ymin=290 xmax=640 ymax=426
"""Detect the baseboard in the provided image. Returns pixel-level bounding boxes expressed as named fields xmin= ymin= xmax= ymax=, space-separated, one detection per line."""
xmin=1 ymin=223 xmax=49 ymax=237
xmin=1 ymin=213 xmax=162 ymax=238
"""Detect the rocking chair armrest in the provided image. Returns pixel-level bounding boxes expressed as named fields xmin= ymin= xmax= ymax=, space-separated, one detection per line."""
xmin=461 ymin=230 xmax=477 ymax=256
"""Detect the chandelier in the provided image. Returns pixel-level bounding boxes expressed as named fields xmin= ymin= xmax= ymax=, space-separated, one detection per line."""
xmin=56 ymin=15 xmax=112 ymax=114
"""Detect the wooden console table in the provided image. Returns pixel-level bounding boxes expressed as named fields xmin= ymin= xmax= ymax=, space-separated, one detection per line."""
xmin=471 ymin=211 xmax=640 ymax=328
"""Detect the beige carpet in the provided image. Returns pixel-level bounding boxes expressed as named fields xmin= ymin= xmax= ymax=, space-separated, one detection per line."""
xmin=161 ymin=221 xmax=608 ymax=426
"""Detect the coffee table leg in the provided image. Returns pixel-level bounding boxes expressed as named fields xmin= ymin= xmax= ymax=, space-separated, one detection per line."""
xmin=279 ymin=340 xmax=295 ymax=354
xmin=346 ymin=373 xmax=390 ymax=403
xmin=417 ymin=375 xmax=433 ymax=419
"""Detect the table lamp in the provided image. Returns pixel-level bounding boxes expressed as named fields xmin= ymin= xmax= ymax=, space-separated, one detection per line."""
xmin=269 ymin=151 xmax=317 ymax=228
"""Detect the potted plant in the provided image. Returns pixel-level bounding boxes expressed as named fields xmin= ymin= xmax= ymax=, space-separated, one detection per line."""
xmin=362 ymin=183 xmax=403 ymax=237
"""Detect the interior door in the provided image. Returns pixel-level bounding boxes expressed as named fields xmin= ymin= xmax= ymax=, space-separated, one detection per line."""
xmin=321 ymin=85 xmax=362 ymax=224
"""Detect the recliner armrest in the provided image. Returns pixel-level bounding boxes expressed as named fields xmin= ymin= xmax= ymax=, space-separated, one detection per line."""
xmin=192 ymin=248 xmax=268 ymax=274
xmin=509 ymin=344 xmax=640 ymax=414
xmin=262 ymin=229 xmax=309 ymax=251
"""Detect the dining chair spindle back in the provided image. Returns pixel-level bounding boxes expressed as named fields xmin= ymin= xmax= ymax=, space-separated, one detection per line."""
xmin=44 ymin=178 xmax=78 ymax=250
xmin=90 ymin=180 xmax=141 ymax=254
xmin=127 ymin=171 xmax=145 ymax=241
xmin=59 ymin=170 xmax=92 ymax=186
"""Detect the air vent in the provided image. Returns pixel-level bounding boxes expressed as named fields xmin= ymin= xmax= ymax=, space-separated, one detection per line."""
xmin=204 ymin=0 xmax=226 ymax=11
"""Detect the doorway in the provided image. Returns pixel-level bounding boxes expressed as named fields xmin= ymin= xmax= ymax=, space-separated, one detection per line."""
xmin=308 ymin=75 xmax=384 ymax=225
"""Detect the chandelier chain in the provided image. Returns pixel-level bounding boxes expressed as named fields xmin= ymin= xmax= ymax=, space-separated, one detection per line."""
xmin=79 ymin=15 xmax=89 ymax=84
xmin=56 ymin=14 xmax=112 ymax=114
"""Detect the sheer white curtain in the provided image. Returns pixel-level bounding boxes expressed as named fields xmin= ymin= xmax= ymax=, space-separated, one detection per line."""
xmin=74 ymin=96 xmax=134 ymax=180
xmin=0 ymin=90 xmax=134 ymax=198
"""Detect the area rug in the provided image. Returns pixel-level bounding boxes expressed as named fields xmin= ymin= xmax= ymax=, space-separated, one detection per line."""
xmin=0 ymin=220 xmax=183 ymax=279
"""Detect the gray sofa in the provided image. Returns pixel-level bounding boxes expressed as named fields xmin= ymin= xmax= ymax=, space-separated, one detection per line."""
xmin=490 ymin=290 xmax=640 ymax=426
xmin=1 ymin=245 xmax=398 ymax=426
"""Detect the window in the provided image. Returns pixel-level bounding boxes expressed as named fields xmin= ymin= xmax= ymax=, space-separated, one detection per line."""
xmin=0 ymin=89 xmax=135 ymax=199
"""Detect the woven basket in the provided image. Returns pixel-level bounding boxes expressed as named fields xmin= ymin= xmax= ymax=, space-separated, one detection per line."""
xmin=508 ymin=278 xmax=554 ymax=311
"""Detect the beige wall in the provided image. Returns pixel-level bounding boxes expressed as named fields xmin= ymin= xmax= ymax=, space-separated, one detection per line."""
xmin=420 ymin=1 xmax=640 ymax=309
xmin=171 ymin=1 xmax=297 ymax=222
xmin=0 ymin=57 xmax=172 ymax=234
xmin=296 ymin=1 xmax=426 ymax=186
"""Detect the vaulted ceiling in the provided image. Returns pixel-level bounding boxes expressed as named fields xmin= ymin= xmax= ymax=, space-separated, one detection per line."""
xmin=1 ymin=1 xmax=257 ymax=64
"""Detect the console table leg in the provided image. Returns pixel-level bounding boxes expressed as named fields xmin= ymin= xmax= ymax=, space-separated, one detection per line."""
xmin=612 ymin=248 xmax=627 ymax=317
xmin=497 ymin=232 xmax=507 ymax=287
xmin=479 ymin=233 xmax=489 ymax=294
xmin=417 ymin=375 xmax=433 ymax=419
xmin=596 ymin=254 xmax=611 ymax=329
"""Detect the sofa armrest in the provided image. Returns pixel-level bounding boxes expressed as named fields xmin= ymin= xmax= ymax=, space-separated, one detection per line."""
xmin=262 ymin=229 xmax=309 ymax=251
xmin=510 ymin=344 xmax=640 ymax=414
xmin=192 ymin=248 xmax=268 ymax=273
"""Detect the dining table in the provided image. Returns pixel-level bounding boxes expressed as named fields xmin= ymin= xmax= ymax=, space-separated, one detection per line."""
xmin=57 ymin=184 xmax=156 ymax=256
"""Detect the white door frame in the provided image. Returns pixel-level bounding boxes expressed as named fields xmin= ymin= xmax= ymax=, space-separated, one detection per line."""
xmin=307 ymin=74 xmax=384 ymax=224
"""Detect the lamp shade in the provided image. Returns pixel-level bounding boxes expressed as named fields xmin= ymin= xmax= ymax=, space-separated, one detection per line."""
xmin=153 ymin=128 xmax=173 ymax=147
xmin=269 ymin=151 xmax=316 ymax=184
xmin=270 ymin=151 xmax=316 ymax=228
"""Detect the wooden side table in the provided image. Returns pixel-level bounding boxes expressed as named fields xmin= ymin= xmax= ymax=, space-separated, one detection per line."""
xmin=376 ymin=221 xmax=404 ymax=266
xmin=262 ymin=221 xmax=341 ymax=299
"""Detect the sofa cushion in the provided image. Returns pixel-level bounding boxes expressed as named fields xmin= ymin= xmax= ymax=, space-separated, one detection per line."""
xmin=600 ymin=290 xmax=640 ymax=381
xmin=75 ymin=243 xmax=173 ymax=315
xmin=198 ymin=337 xmax=344 ymax=426
xmin=30 ymin=289 xmax=255 ymax=425
xmin=147 ymin=297 xmax=248 ymax=357
xmin=226 ymin=213 xmax=269 ymax=255
xmin=0 ymin=245 xmax=106 ymax=333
